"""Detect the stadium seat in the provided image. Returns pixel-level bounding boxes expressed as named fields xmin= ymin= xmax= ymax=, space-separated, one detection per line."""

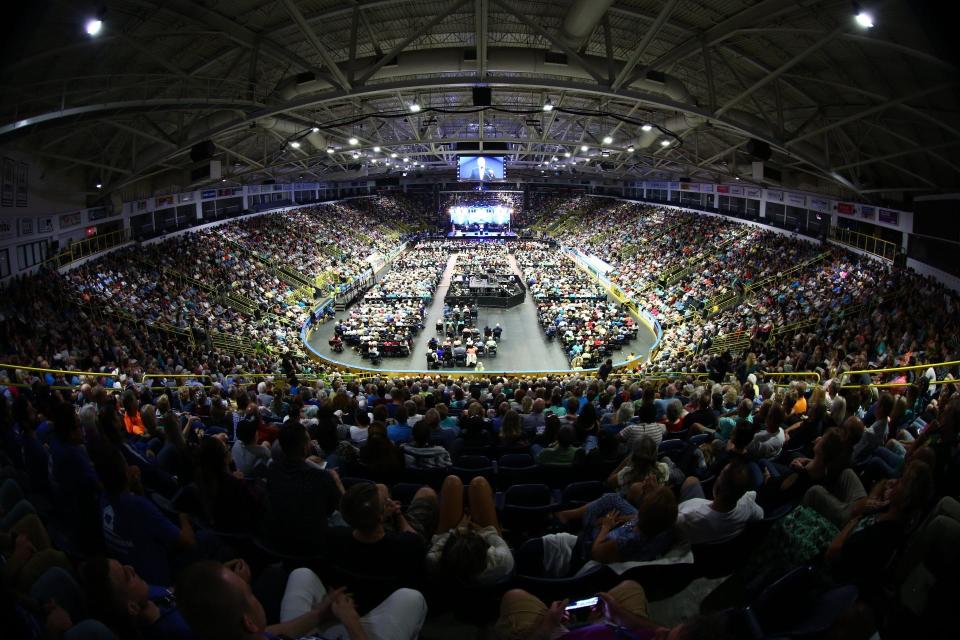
xmin=560 ymin=481 xmax=607 ymax=508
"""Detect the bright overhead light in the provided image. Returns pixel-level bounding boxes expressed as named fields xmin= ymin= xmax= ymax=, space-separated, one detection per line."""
xmin=551 ymin=156 xmax=558 ymax=161
xmin=348 ymin=137 xmax=359 ymax=145
xmin=311 ymin=127 xmax=319 ymax=133
xmin=641 ymin=124 xmax=652 ymax=132
xmin=373 ymin=146 xmax=381 ymax=152
xmin=580 ymin=145 xmax=588 ymax=152
xmin=326 ymin=147 xmax=335 ymax=154
xmin=402 ymin=171 xmax=408 ymax=176
xmin=403 ymin=157 xmax=409 ymax=162
xmin=409 ymin=103 xmax=421 ymax=113
xmin=290 ymin=141 xmax=301 ymax=148
xmin=660 ymin=139 xmax=671 ymax=147
xmin=221 ymin=178 xmax=226 ymax=182
xmin=564 ymin=151 xmax=571 ymax=158
xmin=854 ymin=10 xmax=874 ymax=28
xmin=390 ymin=152 xmax=398 ymax=158
xmin=627 ymin=146 xmax=635 ymax=153
xmin=85 ymin=18 xmax=103 ymax=36
xmin=602 ymin=136 xmax=613 ymax=145
xmin=542 ymin=101 xmax=554 ymax=112
xmin=95 ymin=183 xmax=102 ymax=189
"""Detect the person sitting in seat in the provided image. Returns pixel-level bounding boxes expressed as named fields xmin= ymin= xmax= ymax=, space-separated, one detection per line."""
xmin=675 ymin=461 xmax=764 ymax=545
xmin=466 ymin=345 xmax=478 ymax=367
xmin=534 ymin=425 xmax=580 ymax=466
xmin=493 ymin=324 xmax=502 ymax=341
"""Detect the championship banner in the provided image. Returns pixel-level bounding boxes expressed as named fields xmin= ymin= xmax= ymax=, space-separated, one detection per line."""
xmin=744 ymin=187 xmax=762 ymax=199
xmin=786 ymin=192 xmax=806 ymax=207
xmin=766 ymin=190 xmax=783 ymax=202
xmin=808 ymin=197 xmax=830 ymax=213
xmin=836 ymin=202 xmax=855 ymax=215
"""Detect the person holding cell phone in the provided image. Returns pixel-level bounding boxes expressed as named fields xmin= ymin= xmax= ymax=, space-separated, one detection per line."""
xmin=494 ymin=579 xmax=719 ymax=640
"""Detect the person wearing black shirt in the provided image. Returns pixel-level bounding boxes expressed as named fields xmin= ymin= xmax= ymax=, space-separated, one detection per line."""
xmin=265 ymin=422 xmax=344 ymax=554
xmin=598 ymin=358 xmax=613 ymax=382
xmin=682 ymin=392 xmax=718 ymax=433
xmin=330 ymin=482 xmax=427 ymax=582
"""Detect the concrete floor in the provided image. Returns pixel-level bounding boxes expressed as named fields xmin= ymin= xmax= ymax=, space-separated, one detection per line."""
xmin=307 ymin=242 xmax=657 ymax=373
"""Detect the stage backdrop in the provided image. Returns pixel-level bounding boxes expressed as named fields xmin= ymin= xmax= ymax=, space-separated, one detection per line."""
xmin=449 ymin=205 xmax=512 ymax=226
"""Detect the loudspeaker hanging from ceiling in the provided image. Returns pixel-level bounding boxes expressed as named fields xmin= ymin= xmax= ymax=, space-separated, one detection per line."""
xmin=745 ymin=138 xmax=772 ymax=161
xmin=472 ymin=87 xmax=491 ymax=106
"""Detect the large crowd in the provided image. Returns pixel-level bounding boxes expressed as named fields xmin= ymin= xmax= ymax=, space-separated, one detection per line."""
xmin=2 ymin=190 xmax=960 ymax=639
xmin=1 ymin=363 xmax=957 ymax=639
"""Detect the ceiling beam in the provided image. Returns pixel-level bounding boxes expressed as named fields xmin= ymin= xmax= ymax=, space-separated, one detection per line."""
xmin=611 ymin=0 xmax=679 ymax=90
xmin=357 ymin=0 xmax=472 ymax=85
xmin=643 ymin=0 xmax=804 ymax=73
xmin=278 ymin=0 xmax=352 ymax=91
xmin=32 ymin=150 xmax=132 ymax=174
xmin=788 ymin=82 xmax=958 ymax=145
xmin=476 ymin=0 xmax=488 ymax=79
xmin=832 ymin=140 xmax=960 ymax=171
xmin=490 ymin=0 xmax=605 ymax=84
xmin=715 ymin=25 xmax=846 ymax=117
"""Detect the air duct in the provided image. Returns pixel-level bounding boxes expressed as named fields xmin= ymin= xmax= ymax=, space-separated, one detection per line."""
xmin=275 ymin=47 xmax=696 ymax=108
xmin=561 ymin=0 xmax=616 ymax=47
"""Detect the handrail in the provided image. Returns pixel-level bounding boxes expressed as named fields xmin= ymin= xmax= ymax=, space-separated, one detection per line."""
xmin=829 ymin=225 xmax=898 ymax=261
xmin=758 ymin=370 xmax=821 ymax=384
xmin=42 ymin=229 xmax=131 ymax=271
xmin=841 ymin=360 xmax=960 ymax=376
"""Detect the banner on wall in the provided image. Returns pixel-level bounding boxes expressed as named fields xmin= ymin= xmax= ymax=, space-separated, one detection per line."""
xmin=37 ymin=217 xmax=53 ymax=234
xmin=201 ymin=190 xmax=217 ymax=199
xmin=88 ymin=207 xmax=111 ymax=221
xmin=766 ymin=189 xmax=784 ymax=202
xmin=679 ymin=182 xmax=695 ymax=191
xmin=808 ymin=197 xmax=830 ymax=213
xmin=729 ymin=185 xmax=744 ymax=196
xmin=18 ymin=217 xmax=33 ymax=236
xmin=878 ymin=208 xmax=899 ymax=225
xmin=647 ymin=181 xmax=669 ymax=190
xmin=786 ymin=192 xmax=806 ymax=207
xmin=1 ymin=158 xmax=13 ymax=207
xmin=59 ymin=212 xmax=82 ymax=228
xmin=218 ymin=187 xmax=239 ymax=197
xmin=156 ymin=195 xmax=175 ymax=207
xmin=716 ymin=184 xmax=729 ymax=194
xmin=668 ymin=182 xmax=680 ymax=190
xmin=859 ymin=205 xmax=876 ymax=220
xmin=15 ymin=162 xmax=28 ymax=207
xmin=0 ymin=218 xmax=14 ymax=240
xmin=700 ymin=183 xmax=714 ymax=193
xmin=836 ymin=202 xmax=855 ymax=215
xmin=744 ymin=187 xmax=762 ymax=198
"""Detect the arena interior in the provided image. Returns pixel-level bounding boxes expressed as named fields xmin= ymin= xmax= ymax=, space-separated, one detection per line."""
xmin=2 ymin=2 xmax=960 ymax=639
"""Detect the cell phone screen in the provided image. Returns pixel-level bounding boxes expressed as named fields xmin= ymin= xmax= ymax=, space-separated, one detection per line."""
xmin=566 ymin=597 xmax=600 ymax=626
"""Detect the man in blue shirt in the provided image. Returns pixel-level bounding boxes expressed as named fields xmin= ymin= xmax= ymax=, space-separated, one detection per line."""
xmin=97 ymin=446 xmax=195 ymax=585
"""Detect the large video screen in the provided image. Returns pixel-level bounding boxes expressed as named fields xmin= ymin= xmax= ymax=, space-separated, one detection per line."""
xmin=458 ymin=156 xmax=504 ymax=181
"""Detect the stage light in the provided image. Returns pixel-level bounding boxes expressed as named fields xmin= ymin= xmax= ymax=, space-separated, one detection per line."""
xmin=221 ymin=178 xmax=226 ymax=182
xmin=391 ymin=152 xmax=398 ymax=158
xmin=580 ymin=145 xmax=588 ymax=152
xmin=403 ymin=157 xmax=409 ymax=162
xmin=641 ymin=124 xmax=652 ymax=132
xmin=542 ymin=101 xmax=554 ymax=112
xmin=373 ymin=146 xmax=381 ymax=152
xmin=660 ymin=139 xmax=671 ymax=147
xmin=402 ymin=171 xmax=408 ymax=176
xmin=290 ymin=141 xmax=301 ymax=148
xmin=326 ymin=147 xmax=335 ymax=154
xmin=348 ymin=137 xmax=359 ymax=145
xmin=409 ymin=103 xmax=421 ymax=113
xmin=564 ymin=152 xmax=571 ymax=158
xmin=603 ymin=136 xmax=613 ymax=145
xmin=95 ymin=183 xmax=102 ymax=189
xmin=854 ymin=3 xmax=874 ymax=28
xmin=311 ymin=127 xmax=319 ymax=133
xmin=627 ymin=146 xmax=635 ymax=153
xmin=735 ymin=176 xmax=740 ymax=180
xmin=85 ymin=18 xmax=103 ymax=36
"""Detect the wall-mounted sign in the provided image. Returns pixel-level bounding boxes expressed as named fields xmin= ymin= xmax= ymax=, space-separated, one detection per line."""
xmin=766 ymin=189 xmax=784 ymax=202
xmin=786 ymin=192 xmax=806 ymax=207
xmin=878 ymin=208 xmax=899 ymax=225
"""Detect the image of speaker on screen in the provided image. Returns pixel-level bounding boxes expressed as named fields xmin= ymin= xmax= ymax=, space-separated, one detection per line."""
xmin=458 ymin=156 xmax=504 ymax=181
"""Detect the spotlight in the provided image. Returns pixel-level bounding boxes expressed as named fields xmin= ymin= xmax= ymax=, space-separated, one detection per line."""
xmin=85 ymin=18 xmax=103 ymax=36
xmin=735 ymin=176 xmax=740 ymax=180
xmin=290 ymin=141 xmax=301 ymax=148
xmin=542 ymin=101 xmax=554 ymax=112
xmin=221 ymin=178 xmax=226 ymax=182
xmin=627 ymin=146 xmax=635 ymax=153
xmin=348 ymin=137 xmax=359 ymax=145
xmin=390 ymin=152 xmax=398 ymax=158
xmin=403 ymin=157 xmax=409 ymax=163
xmin=373 ymin=146 xmax=381 ymax=153
xmin=409 ymin=103 xmax=421 ymax=113
xmin=311 ymin=127 xmax=319 ymax=133
xmin=551 ymin=156 xmax=558 ymax=162
xmin=602 ymin=136 xmax=613 ymax=145
xmin=854 ymin=3 xmax=874 ymax=28
xmin=660 ymin=139 xmax=671 ymax=147
xmin=581 ymin=145 xmax=588 ymax=152
xmin=402 ymin=171 xmax=408 ymax=176
xmin=641 ymin=124 xmax=652 ymax=132
xmin=326 ymin=147 xmax=334 ymax=154
xmin=564 ymin=152 xmax=571 ymax=158
xmin=95 ymin=182 xmax=102 ymax=189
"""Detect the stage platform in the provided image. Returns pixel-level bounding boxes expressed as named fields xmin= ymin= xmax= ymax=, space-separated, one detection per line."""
xmin=446 ymin=230 xmax=518 ymax=238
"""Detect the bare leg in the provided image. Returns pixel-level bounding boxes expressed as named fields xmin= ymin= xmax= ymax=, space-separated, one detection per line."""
xmin=437 ymin=474 xmax=464 ymax=534
xmin=468 ymin=476 xmax=501 ymax=534
xmin=555 ymin=503 xmax=590 ymax=526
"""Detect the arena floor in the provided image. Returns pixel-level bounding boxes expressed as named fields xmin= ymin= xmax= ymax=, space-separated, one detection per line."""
xmin=307 ymin=244 xmax=658 ymax=373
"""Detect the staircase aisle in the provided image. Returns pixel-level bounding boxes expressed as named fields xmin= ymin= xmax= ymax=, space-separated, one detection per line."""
xmin=410 ymin=254 xmax=459 ymax=368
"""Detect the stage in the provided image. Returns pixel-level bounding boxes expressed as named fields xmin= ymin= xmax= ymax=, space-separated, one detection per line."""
xmin=447 ymin=230 xmax=518 ymax=238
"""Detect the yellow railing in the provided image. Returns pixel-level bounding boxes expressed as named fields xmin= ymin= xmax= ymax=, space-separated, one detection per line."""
xmin=829 ymin=226 xmax=898 ymax=261
xmin=43 ymin=229 xmax=130 ymax=270
xmin=838 ymin=360 xmax=959 ymax=389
